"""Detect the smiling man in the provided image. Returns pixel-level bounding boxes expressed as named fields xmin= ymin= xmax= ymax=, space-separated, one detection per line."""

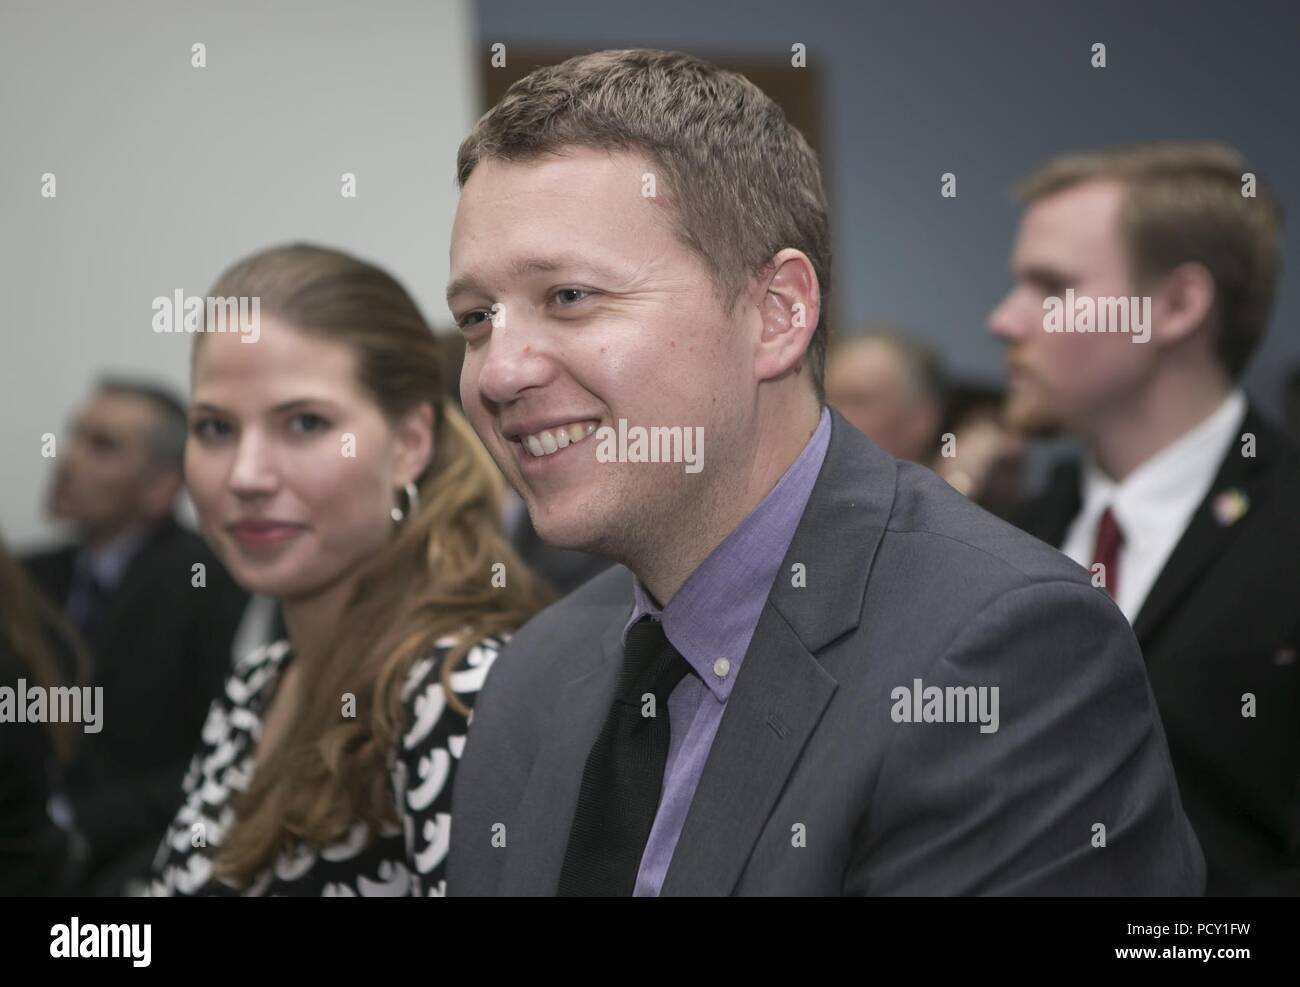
xmin=445 ymin=49 xmax=1203 ymax=896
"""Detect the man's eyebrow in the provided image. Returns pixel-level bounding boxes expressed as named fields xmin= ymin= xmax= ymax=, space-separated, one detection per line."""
xmin=446 ymin=255 xmax=629 ymax=303
xmin=1014 ymin=262 xmax=1072 ymax=285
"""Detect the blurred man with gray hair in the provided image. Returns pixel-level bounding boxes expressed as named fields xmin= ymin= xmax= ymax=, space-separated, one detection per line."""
xmin=24 ymin=378 xmax=246 ymax=893
xmin=825 ymin=330 xmax=946 ymax=464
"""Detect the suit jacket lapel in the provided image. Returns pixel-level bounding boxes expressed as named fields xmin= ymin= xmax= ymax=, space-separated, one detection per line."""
xmin=1132 ymin=407 xmax=1276 ymax=647
xmin=29 ymin=547 xmax=77 ymax=607
xmin=497 ymin=608 xmax=628 ymax=895
xmin=657 ymin=609 xmax=835 ymax=894
xmin=660 ymin=409 xmax=896 ymax=895
xmin=92 ymin=518 xmax=178 ymax=655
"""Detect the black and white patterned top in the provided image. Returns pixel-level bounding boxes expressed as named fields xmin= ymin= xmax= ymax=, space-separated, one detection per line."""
xmin=147 ymin=634 xmax=503 ymax=896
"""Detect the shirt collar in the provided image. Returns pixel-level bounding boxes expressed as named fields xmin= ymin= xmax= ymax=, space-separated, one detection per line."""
xmin=623 ymin=407 xmax=832 ymax=701
xmin=1079 ymin=388 xmax=1247 ymax=539
xmin=77 ymin=524 xmax=151 ymax=589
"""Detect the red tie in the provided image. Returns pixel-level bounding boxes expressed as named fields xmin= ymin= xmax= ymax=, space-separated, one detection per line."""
xmin=1091 ymin=507 xmax=1124 ymax=599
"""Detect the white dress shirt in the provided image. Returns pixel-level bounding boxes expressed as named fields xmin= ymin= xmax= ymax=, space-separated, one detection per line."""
xmin=1061 ymin=389 xmax=1247 ymax=623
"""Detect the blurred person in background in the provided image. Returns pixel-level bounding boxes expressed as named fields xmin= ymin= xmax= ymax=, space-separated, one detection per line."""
xmin=1284 ymin=364 xmax=1300 ymax=446
xmin=0 ymin=539 xmax=84 ymax=894
xmin=825 ymin=330 xmax=945 ymax=464
xmin=827 ymin=334 xmax=1027 ymax=514
xmin=149 ymin=244 xmax=551 ymax=895
xmin=933 ymin=382 xmax=1028 ymax=518
xmin=989 ymin=142 xmax=1300 ymax=895
xmin=22 ymin=379 xmax=246 ymax=893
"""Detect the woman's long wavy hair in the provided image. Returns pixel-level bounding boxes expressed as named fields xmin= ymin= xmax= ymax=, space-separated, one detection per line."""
xmin=195 ymin=244 xmax=553 ymax=887
xmin=0 ymin=539 xmax=86 ymax=762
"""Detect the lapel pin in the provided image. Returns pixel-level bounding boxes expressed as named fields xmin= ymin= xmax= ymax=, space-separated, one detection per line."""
xmin=1212 ymin=488 xmax=1249 ymax=527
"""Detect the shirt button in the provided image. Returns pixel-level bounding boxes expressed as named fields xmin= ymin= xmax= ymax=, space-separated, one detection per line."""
xmin=713 ymin=657 xmax=731 ymax=679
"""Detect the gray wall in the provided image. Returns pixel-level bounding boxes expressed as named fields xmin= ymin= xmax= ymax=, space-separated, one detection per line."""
xmin=475 ymin=0 xmax=1299 ymax=408
xmin=1 ymin=0 xmax=478 ymax=547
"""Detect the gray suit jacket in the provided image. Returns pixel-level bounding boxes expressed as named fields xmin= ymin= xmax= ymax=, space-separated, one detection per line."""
xmin=449 ymin=410 xmax=1205 ymax=895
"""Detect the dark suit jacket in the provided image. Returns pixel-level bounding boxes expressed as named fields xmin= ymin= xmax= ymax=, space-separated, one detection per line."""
xmin=449 ymin=409 xmax=1204 ymax=895
xmin=1011 ymin=406 xmax=1300 ymax=895
xmin=23 ymin=517 xmax=246 ymax=892
xmin=0 ymin=631 xmax=76 ymax=895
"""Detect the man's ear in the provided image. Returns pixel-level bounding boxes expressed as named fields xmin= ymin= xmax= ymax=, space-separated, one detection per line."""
xmin=393 ymin=402 xmax=436 ymax=487
xmin=1150 ymin=260 xmax=1216 ymax=348
xmin=754 ymin=248 xmax=820 ymax=384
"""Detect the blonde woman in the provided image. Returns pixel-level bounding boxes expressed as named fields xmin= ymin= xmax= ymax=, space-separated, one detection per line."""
xmin=149 ymin=244 xmax=550 ymax=895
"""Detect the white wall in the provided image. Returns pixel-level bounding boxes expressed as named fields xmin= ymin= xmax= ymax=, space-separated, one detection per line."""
xmin=0 ymin=0 xmax=479 ymax=548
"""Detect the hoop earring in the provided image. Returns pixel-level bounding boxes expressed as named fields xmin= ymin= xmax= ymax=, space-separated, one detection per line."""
xmin=390 ymin=482 xmax=419 ymax=523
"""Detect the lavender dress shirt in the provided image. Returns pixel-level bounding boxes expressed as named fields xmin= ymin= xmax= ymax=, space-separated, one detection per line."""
xmin=627 ymin=407 xmax=831 ymax=896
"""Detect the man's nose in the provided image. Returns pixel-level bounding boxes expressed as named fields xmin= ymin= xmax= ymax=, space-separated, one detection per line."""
xmin=987 ymin=290 xmax=1028 ymax=342
xmin=474 ymin=309 xmax=552 ymax=406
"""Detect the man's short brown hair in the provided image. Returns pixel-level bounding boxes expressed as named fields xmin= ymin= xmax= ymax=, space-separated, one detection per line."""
xmin=1017 ymin=142 xmax=1282 ymax=379
xmin=456 ymin=49 xmax=833 ymax=399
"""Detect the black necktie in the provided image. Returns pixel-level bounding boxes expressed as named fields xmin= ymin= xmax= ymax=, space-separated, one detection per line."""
xmin=557 ymin=616 xmax=692 ymax=896
xmin=66 ymin=560 xmax=109 ymax=641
